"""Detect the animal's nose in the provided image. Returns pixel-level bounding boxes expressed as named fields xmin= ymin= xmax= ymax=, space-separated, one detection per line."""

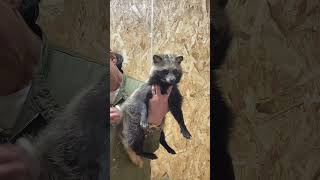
xmin=166 ymin=74 xmax=176 ymax=84
xmin=168 ymin=79 xmax=175 ymax=84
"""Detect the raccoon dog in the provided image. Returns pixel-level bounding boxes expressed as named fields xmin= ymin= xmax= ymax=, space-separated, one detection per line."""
xmin=16 ymin=75 xmax=108 ymax=180
xmin=119 ymin=54 xmax=192 ymax=168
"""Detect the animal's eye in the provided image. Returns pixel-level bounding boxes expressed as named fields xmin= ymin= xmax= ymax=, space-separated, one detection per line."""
xmin=162 ymin=70 xmax=169 ymax=74
xmin=172 ymin=69 xmax=179 ymax=75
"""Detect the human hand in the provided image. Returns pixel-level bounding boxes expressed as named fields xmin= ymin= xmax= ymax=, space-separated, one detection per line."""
xmin=110 ymin=107 xmax=122 ymax=125
xmin=0 ymin=143 xmax=40 ymax=180
xmin=147 ymin=85 xmax=173 ymax=126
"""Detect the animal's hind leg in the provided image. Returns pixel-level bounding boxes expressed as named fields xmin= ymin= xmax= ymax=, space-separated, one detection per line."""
xmin=133 ymin=133 xmax=158 ymax=160
xmin=159 ymin=130 xmax=176 ymax=154
xmin=126 ymin=147 xmax=144 ymax=168
xmin=130 ymin=127 xmax=158 ymax=160
xmin=119 ymin=132 xmax=144 ymax=168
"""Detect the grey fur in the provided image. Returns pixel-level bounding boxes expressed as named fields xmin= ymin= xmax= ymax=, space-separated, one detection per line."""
xmin=17 ymin=75 xmax=108 ymax=180
xmin=120 ymin=84 xmax=152 ymax=150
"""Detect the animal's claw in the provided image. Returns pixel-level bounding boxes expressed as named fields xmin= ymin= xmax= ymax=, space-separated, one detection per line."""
xmin=181 ymin=129 xmax=192 ymax=139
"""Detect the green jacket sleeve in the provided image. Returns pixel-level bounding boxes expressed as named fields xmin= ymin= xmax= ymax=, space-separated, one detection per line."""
xmin=143 ymin=125 xmax=162 ymax=152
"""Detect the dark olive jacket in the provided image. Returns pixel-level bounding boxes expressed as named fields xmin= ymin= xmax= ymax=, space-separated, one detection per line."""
xmin=5 ymin=35 xmax=106 ymax=143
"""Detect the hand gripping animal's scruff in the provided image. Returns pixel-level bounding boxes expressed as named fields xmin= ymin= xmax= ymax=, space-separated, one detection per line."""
xmin=15 ymin=75 xmax=108 ymax=180
xmin=119 ymin=54 xmax=192 ymax=167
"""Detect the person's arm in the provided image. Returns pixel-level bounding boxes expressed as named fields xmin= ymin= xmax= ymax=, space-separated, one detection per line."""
xmin=142 ymin=85 xmax=172 ymax=152
xmin=110 ymin=85 xmax=172 ymax=153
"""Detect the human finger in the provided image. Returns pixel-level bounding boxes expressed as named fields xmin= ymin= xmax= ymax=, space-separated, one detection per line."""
xmin=0 ymin=145 xmax=21 ymax=164
xmin=151 ymin=85 xmax=156 ymax=96
xmin=167 ymin=86 xmax=173 ymax=96
xmin=0 ymin=161 xmax=28 ymax=179
xmin=155 ymin=85 xmax=161 ymax=96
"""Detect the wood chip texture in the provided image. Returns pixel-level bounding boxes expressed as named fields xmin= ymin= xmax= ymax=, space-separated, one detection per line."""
xmin=223 ymin=0 xmax=320 ymax=179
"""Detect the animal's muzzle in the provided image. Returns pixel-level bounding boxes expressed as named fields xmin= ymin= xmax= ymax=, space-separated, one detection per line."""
xmin=166 ymin=74 xmax=176 ymax=84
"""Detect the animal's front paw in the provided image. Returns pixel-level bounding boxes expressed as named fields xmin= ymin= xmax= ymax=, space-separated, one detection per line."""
xmin=181 ymin=129 xmax=192 ymax=139
xmin=140 ymin=121 xmax=148 ymax=129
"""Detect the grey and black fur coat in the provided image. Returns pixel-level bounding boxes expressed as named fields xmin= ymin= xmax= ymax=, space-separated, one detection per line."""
xmin=17 ymin=75 xmax=108 ymax=180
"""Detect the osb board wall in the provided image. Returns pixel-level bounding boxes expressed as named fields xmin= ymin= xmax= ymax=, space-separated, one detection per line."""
xmin=111 ymin=0 xmax=210 ymax=180
xmin=221 ymin=0 xmax=320 ymax=179
xmin=38 ymin=0 xmax=108 ymax=63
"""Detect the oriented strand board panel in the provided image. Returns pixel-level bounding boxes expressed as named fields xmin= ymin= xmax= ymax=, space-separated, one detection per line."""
xmin=38 ymin=0 xmax=108 ymax=63
xmin=111 ymin=0 xmax=210 ymax=179
xmin=221 ymin=0 xmax=320 ymax=179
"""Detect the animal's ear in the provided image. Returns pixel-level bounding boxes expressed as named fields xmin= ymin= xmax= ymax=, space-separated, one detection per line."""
xmin=153 ymin=55 xmax=163 ymax=64
xmin=175 ymin=56 xmax=183 ymax=64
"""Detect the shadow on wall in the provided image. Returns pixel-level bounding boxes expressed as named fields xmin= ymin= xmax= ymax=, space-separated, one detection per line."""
xmin=211 ymin=0 xmax=235 ymax=179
